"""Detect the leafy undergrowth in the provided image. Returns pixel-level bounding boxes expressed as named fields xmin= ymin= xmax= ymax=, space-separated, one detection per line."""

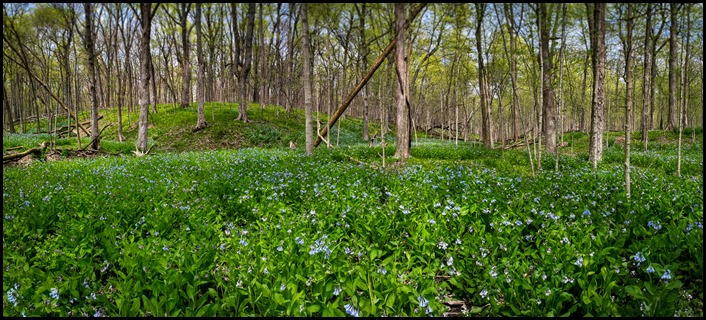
xmin=3 ymin=141 xmax=703 ymax=317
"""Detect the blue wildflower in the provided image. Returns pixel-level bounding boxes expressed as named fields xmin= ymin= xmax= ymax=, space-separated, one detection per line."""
xmin=418 ymin=296 xmax=429 ymax=307
xmin=50 ymin=288 xmax=59 ymax=299
xmin=661 ymin=270 xmax=672 ymax=280
xmin=583 ymin=209 xmax=591 ymax=216
xmin=574 ymin=257 xmax=583 ymax=267
xmin=646 ymin=265 xmax=655 ymax=273
xmin=344 ymin=303 xmax=359 ymax=317
xmin=634 ymin=252 xmax=646 ymax=266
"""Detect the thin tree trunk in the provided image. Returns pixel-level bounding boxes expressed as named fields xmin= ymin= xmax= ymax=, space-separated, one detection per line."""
xmin=476 ymin=3 xmax=492 ymax=149
xmin=538 ymin=3 xmax=556 ymax=155
xmin=642 ymin=3 xmax=652 ymax=151
xmin=302 ymin=3 xmax=313 ymax=156
xmin=677 ymin=4 xmax=690 ymax=177
xmin=195 ymin=3 xmax=207 ymax=131
xmin=587 ymin=3 xmax=606 ymax=168
xmin=667 ymin=3 xmax=678 ymax=130
xmin=84 ymin=3 xmax=100 ymax=150
xmin=237 ymin=3 xmax=255 ymax=122
xmin=137 ymin=3 xmax=156 ymax=153
xmin=623 ymin=3 xmax=634 ymax=197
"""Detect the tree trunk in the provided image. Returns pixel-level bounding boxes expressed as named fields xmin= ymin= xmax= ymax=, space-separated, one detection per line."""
xmin=195 ymin=3 xmax=207 ymax=131
xmin=302 ymin=3 xmax=313 ymax=156
xmin=667 ymin=3 xmax=678 ymax=130
xmin=178 ymin=3 xmax=192 ymax=109
xmin=476 ymin=3 xmax=493 ymax=149
xmin=84 ymin=3 xmax=100 ymax=150
xmin=587 ymin=3 xmax=606 ymax=168
xmin=677 ymin=4 xmax=690 ymax=177
xmin=394 ymin=3 xmax=410 ymax=159
xmin=623 ymin=3 xmax=633 ymax=197
xmin=359 ymin=3 xmax=370 ymax=141
xmin=642 ymin=3 xmax=651 ymax=151
xmin=504 ymin=4 xmax=519 ymax=142
xmin=137 ymin=3 xmax=155 ymax=153
xmin=237 ymin=3 xmax=256 ymax=122
xmin=4 ymin=69 xmax=16 ymax=133
xmin=538 ymin=3 xmax=556 ymax=155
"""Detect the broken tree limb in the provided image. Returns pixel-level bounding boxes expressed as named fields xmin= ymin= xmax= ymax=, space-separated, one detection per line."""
xmin=314 ymin=3 xmax=427 ymax=148
xmin=3 ymin=52 xmax=90 ymax=137
xmin=80 ymin=123 xmax=113 ymax=151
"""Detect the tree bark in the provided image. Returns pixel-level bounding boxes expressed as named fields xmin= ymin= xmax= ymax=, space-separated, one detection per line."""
xmin=394 ymin=3 xmax=410 ymax=159
xmin=642 ymin=3 xmax=651 ymax=151
xmin=667 ymin=3 xmax=678 ymax=130
xmin=137 ymin=3 xmax=156 ymax=153
xmin=302 ymin=3 xmax=313 ymax=156
xmin=587 ymin=3 xmax=606 ymax=168
xmin=476 ymin=3 xmax=493 ymax=149
xmin=677 ymin=4 xmax=690 ymax=177
xmin=538 ymin=3 xmax=556 ymax=155
xmin=84 ymin=3 xmax=100 ymax=150
xmin=623 ymin=3 xmax=633 ymax=197
xmin=236 ymin=3 xmax=256 ymax=122
xmin=504 ymin=4 xmax=519 ymax=142
xmin=195 ymin=3 xmax=207 ymax=131
xmin=313 ymin=3 xmax=426 ymax=148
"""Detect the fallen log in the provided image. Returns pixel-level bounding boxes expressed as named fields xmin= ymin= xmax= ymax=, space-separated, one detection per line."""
xmin=3 ymin=142 xmax=47 ymax=162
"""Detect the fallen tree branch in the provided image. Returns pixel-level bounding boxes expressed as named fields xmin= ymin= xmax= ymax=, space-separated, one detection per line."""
xmin=80 ymin=123 xmax=112 ymax=151
xmin=3 ymin=142 xmax=47 ymax=162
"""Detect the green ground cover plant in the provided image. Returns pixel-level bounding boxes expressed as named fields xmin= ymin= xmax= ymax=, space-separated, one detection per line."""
xmin=3 ymin=139 xmax=702 ymax=317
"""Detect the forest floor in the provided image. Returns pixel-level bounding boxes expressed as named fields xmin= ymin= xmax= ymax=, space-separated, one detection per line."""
xmin=2 ymin=103 xmax=703 ymax=317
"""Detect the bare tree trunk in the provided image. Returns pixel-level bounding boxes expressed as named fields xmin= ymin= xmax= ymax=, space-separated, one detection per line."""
xmin=394 ymin=3 xmax=410 ymax=159
xmin=642 ymin=3 xmax=652 ymax=151
xmin=4 ymin=67 xmax=16 ymax=133
xmin=476 ymin=3 xmax=492 ymax=149
xmin=667 ymin=3 xmax=678 ymax=130
xmin=587 ymin=3 xmax=606 ymax=168
xmin=195 ymin=3 xmax=207 ymax=131
xmin=137 ymin=3 xmax=156 ymax=153
xmin=302 ymin=3 xmax=313 ymax=156
xmin=677 ymin=4 xmax=690 ymax=177
xmin=237 ymin=3 xmax=256 ymax=122
xmin=538 ymin=3 xmax=556 ymax=155
xmin=253 ymin=3 xmax=264 ymax=104
xmin=503 ymin=4 xmax=519 ymax=142
xmin=623 ymin=3 xmax=634 ymax=197
xmin=177 ymin=3 xmax=192 ymax=109
xmin=359 ymin=3 xmax=370 ymax=141
xmin=84 ymin=3 xmax=100 ymax=150
xmin=556 ymin=3 xmax=567 ymax=171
